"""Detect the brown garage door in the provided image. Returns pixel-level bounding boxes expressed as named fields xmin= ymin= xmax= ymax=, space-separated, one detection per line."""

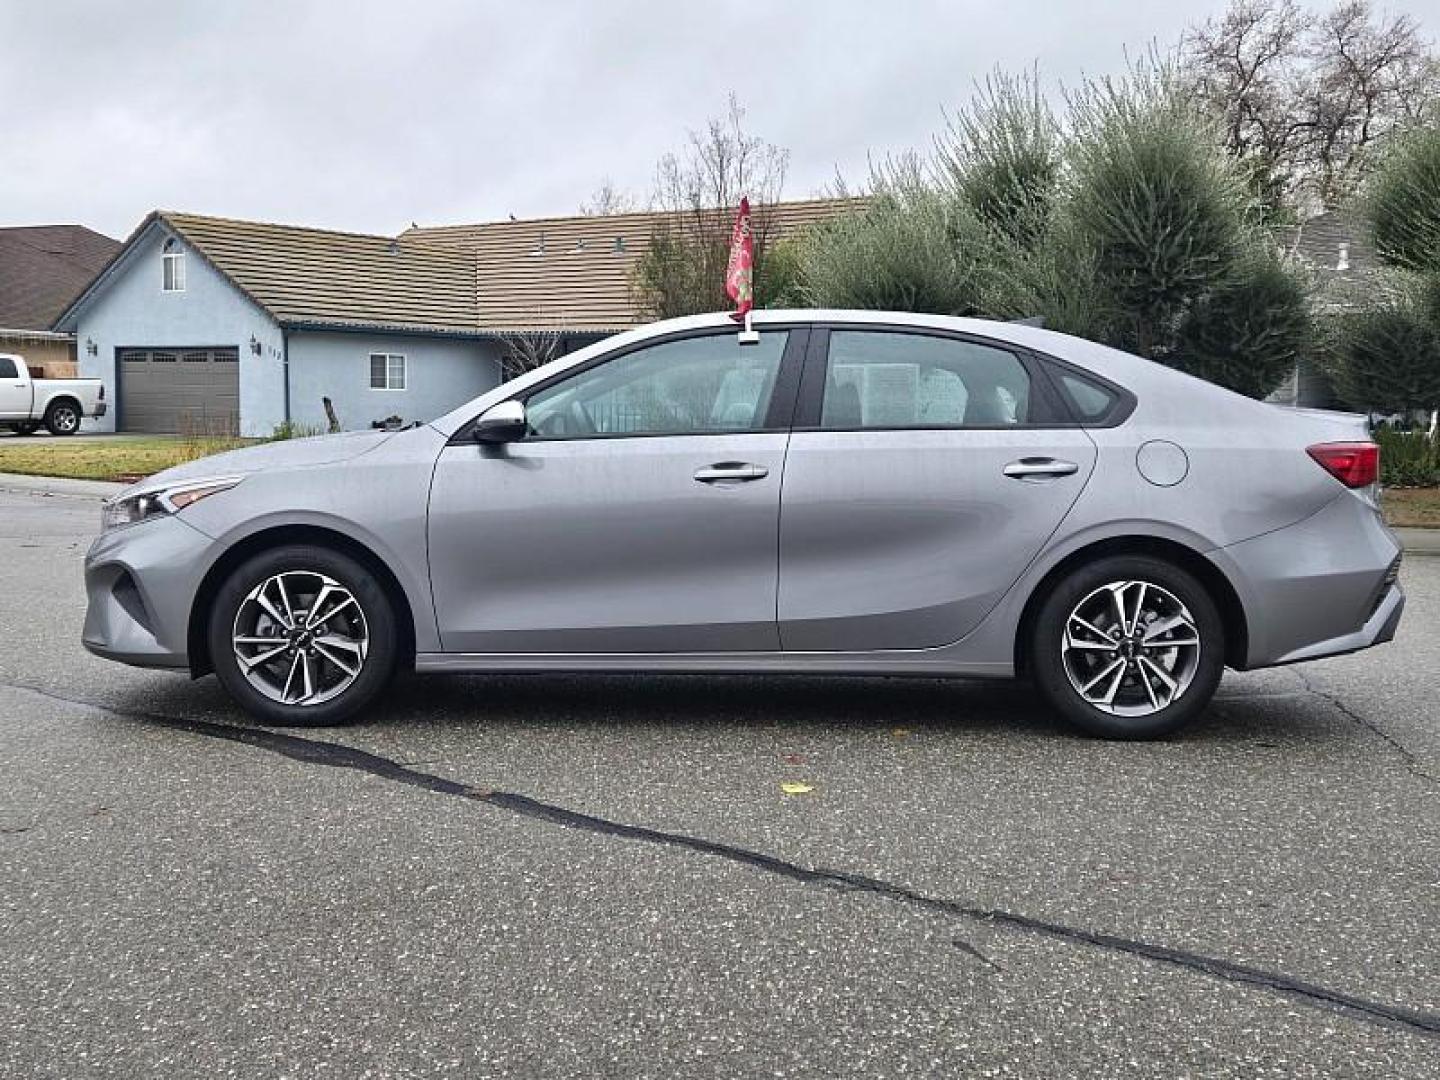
xmin=118 ymin=348 xmax=240 ymax=435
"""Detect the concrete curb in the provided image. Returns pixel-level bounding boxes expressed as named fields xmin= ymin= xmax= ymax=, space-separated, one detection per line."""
xmin=0 ymin=472 xmax=127 ymax=500
xmin=1394 ymin=527 xmax=1440 ymax=556
xmin=3 ymin=470 xmax=1438 ymax=554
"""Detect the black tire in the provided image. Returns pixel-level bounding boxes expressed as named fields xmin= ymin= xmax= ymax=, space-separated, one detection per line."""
xmin=1029 ymin=555 xmax=1225 ymax=739
xmin=43 ymin=400 xmax=82 ymax=436
xmin=207 ymin=544 xmax=399 ymax=726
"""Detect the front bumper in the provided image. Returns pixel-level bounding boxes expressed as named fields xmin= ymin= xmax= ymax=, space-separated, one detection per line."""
xmin=82 ymin=515 xmax=215 ymax=669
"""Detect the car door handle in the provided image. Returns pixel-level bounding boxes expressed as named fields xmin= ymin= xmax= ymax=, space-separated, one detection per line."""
xmin=1003 ymin=457 xmax=1080 ymax=479
xmin=694 ymin=462 xmax=769 ymax=484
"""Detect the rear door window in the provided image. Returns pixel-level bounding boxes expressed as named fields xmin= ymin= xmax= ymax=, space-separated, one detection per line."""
xmin=818 ymin=330 xmax=1031 ymax=429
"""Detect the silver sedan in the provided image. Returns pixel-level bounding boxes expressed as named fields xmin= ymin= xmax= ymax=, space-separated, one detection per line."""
xmin=82 ymin=312 xmax=1404 ymax=738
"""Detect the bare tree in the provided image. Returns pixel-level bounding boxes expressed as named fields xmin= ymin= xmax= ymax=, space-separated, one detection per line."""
xmin=498 ymin=312 xmax=579 ymax=382
xmin=578 ymin=178 xmax=637 ymax=217
xmin=1302 ymin=1 xmax=1440 ymax=206
xmin=1184 ymin=0 xmax=1311 ymax=210
xmin=633 ymin=94 xmax=791 ymax=318
xmin=1182 ymin=0 xmax=1439 ymax=211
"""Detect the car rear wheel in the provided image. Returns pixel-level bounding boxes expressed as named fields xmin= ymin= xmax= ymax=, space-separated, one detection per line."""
xmin=208 ymin=545 xmax=398 ymax=726
xmin=1029 ymin=555 xmax=1225 ymax=739
xmin=43 ymin=400 xmax=81 ymax=436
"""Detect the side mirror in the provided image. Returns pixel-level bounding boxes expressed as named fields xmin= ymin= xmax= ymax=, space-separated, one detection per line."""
xmin=473 ymin=399 xmax=528 ymax=443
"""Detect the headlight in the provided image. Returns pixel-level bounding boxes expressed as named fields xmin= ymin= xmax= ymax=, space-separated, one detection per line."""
xmin=101 ymin=477 xmax=243 ymax=533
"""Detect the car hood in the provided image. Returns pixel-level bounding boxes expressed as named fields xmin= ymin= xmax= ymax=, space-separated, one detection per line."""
xmin=130 ymin=429 xmax=398 ymax=491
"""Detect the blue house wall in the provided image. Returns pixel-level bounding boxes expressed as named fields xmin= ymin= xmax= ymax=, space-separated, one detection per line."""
xmin=69 ymin=223 xmax=505 ymax=436
xmin=286 ymin=330 xmax=503 ymax=432
xmin=74 ymin=224 xmax=285 ymax=436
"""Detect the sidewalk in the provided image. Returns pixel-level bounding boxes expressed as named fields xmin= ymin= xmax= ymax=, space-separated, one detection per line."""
xmin=0 ymin=472 xmax=126 ymax=499
xmin=3 ymin=471 xmax=1438 ymax=554
xmin=1399 ymin=526 xmax=1440 ymax=555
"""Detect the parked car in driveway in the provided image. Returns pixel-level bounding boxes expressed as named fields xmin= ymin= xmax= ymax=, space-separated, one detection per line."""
xmin=0 ymin=352 xmax=106 ymax=435
xmin=81 ymin=312 xmax=1404 ymax=738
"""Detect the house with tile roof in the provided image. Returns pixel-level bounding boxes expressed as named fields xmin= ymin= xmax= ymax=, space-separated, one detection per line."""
xmin=53 ymin=200 xmax=855 ymax=436
xmin=1268 ymin=209 xmax=1377 ymax=409
xmin=0 ymin=225 xmax=120 ymax=375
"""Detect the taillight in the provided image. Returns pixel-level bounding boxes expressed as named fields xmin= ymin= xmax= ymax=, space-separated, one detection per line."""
xmin=1306 ymin=441 xmax=1379 ymax=488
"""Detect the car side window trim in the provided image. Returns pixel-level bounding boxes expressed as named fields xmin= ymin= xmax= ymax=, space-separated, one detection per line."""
xmin=449 ymin=325 xmax=810 ymax=445
xmin=792 ymin=323 xmax=1073 ymax=432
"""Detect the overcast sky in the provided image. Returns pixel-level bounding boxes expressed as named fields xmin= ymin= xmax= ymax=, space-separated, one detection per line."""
xmin=2 ymin=0 xmax=1433 ymax=239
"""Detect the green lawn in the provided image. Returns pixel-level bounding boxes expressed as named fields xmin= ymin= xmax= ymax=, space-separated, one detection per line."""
xmin=0 ymin=436 xmax=250 ymax=482
xmin=1383 ymin=487 xmax=1440 ymax=528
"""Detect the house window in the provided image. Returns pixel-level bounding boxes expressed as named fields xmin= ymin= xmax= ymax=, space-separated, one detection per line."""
xmin=162 ymin=238 xmax=186 ymax=292
xmin=369 ymin=353 xmax=406 ymax=390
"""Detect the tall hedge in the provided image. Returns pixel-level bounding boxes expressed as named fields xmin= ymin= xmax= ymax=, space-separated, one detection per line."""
xmin=1368 ymin=126 xmax=1440 ymax=277
xmin=1328 ymin=284 xmax=1440 ymax=415
xmin=1171 ymin=251 xmax=1313 ymax=400
xmin=793 ymin=62 xmax=1312 ymax=400
xmin=796 ymin=177 xmax=994 ymax=315
xmin=1063 ymin=72 xmax=1250 ymax=359
xmin=939 ymin=70 xmax=1060 ymax=249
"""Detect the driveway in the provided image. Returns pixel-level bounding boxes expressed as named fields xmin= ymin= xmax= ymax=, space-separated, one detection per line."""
xmin=0 ymin=484 xmax=1436 ymax=1078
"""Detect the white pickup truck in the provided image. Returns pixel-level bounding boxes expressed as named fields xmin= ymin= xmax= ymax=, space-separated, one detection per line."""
xmin=0 ymin=352 xmax=106 ymax=436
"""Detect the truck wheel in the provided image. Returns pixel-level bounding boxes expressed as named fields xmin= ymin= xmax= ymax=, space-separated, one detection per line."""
xmin=43 ymin=401 xmax=82 ymax=436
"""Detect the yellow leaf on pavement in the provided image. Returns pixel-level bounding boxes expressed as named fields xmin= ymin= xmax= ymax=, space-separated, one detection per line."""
xmin=781 ymin=781 xmax=814 ymax=795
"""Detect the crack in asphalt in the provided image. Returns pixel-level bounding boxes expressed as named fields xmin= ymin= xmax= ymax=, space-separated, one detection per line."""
xmin=6 ymin=679 xmax=1439 ymax=1040
xmin=1293 ymin=668 xmax=1437 ymax=785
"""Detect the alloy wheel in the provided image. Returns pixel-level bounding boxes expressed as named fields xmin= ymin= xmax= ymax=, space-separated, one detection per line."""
xmin=1060 ymin=579 xmax=1201 ymax=717
xmin=231 ymin=570 xmax=369 ymax=706
xmin=52 ymin=406 xmax=79 ymax=433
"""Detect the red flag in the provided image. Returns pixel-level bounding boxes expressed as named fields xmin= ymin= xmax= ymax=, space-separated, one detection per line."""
xmin=725 ymin=196 xmax=754 ymax=322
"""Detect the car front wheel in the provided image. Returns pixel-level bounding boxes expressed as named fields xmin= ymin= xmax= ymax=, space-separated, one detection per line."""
xmin=208 ymin=545 xmax=398 ymax=726
xmin=1030 ymin=555 xmax=1225 ymax=739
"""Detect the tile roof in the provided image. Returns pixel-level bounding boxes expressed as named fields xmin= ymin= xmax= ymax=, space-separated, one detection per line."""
xmin=0 ymin=225 xmax=120 ymax=329
xmin=402 ymin=198 xmax=862 ymax=332
xmin=160 ymin=212 xmax=480 ymax=333
xmin=59 ymin=199 xmax=864 ymax=335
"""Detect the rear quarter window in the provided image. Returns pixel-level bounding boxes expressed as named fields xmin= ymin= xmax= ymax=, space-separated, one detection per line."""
xmin=1052 ymin=368 xmax=1128 ymax=424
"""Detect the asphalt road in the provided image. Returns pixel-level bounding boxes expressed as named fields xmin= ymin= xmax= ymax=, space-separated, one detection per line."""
xmin=1 ymin=485 xmax=1436 ymax=1079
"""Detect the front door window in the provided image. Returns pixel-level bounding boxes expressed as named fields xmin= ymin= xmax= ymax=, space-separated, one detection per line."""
xmin=525 ymin=331 xmax=788 ymax=439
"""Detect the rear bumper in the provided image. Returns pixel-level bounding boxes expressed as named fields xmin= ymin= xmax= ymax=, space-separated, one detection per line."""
xmin=93 ymin=401 xmax=107 ymax=418
xmin=1266 ymin=581 xmax=1404 ymax=665
xmin=1211 ymin=492 xmax=1404 ymax=669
